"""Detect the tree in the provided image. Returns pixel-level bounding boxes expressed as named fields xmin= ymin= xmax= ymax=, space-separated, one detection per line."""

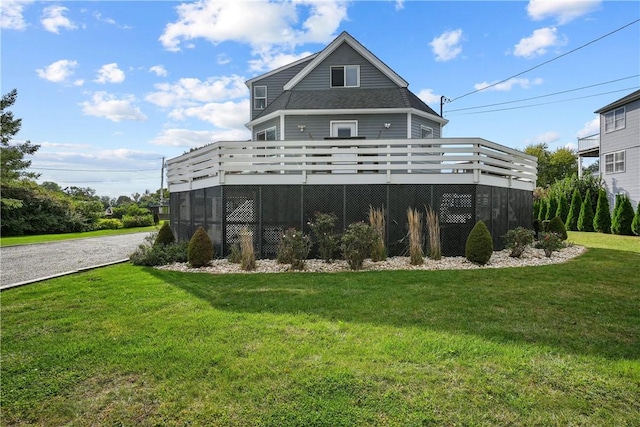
xmin=566 ymin=189 xmax=582 ymax=231
xmin=611 ymin=194 xmax=634 ymax=236
xmin=525 ymin=143 xmax=578 ymax=188
xmin=632 ymin=203 xmax=640 ymax=236
xmin=1 ymin=89 xmax=40 ymax=184
xmin=593 ymin=189 xmax=611 ymax=233
xmin=555 ymin=193 xmax=570 ymax=224
xmin=583 ymin=159 xmax=599 ymax=176
xmin=577 ymin=189 xmax=594 ymax=232
xmin=546 ymin=196 xmax=558 ymax=221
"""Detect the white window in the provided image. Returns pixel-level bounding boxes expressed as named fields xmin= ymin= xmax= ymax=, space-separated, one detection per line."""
xmin=331 ymin=65 xmax=359 ymax=87
xmin=256 ymin=126 xmax=276 ymax=141
xmin=330 ymin=121 xmax=358 ymax=137
xmin=604 ymin=150 xmax=625 ymax=174
xmin=421 ymin=126 xmax=434 ymax=139
xmin=254 ymin=86 xmax=267 ymax=109
xmin=604 ymin=107 xmax=625 ymax=133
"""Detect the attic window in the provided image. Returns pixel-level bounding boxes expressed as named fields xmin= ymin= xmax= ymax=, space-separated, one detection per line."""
xmin=331 ymin=65 xmax=359 ymax=87
xmin=604 ymin=107 xmax=625 ymax=133
xmin=254 ymin=86 xmax=267 ymax=109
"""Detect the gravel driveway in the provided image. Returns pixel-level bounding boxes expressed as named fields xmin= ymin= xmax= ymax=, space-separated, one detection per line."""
xmin=0 ymin=232 xmax=151 ymax=289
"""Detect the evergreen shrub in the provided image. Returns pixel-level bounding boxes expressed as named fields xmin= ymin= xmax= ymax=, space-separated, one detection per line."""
xmin=154 ymin=222 xmax=175 ymax=246
xmin=577 ymin=189 xmax=594 ymax=232
xmin=555 ymin=193 xmax=570 ymax=224
xmin=566 ymin=189 xmax=582 ymax=231
xmin=632 ymin=203 xmax=640 ymax=236
xmin=547 ymin=216 xmax=568 ymax=241
xmin=465 ymin=220 xmax=493 ymax=265
xmin=187 ymin=226 xmax=214 ymax=268
xmin=593 ymin=189 xmax=611 ymax=233
xmin=611 ymin=194 xmax=635 ymax=235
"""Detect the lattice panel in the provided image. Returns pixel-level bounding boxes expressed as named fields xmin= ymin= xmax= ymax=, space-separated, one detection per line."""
xmin=262 ymin=226 xmax=284 ymax=258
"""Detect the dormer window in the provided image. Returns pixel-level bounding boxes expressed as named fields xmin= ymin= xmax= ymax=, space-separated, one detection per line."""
xmin=254 ymin=86 xmax=267 ymax=109
xmin=331 ymin=65 xmax=359 ymax=87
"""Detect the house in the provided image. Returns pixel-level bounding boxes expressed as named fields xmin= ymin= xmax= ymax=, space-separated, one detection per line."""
xmin=166 ymin=32 xmax=537 ymax=257
xmin=578 ymin=89 xmax=640 ymax=210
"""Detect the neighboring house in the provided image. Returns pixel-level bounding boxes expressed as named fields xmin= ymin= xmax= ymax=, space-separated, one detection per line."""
xmin=167 ymin=32 xmax=537 ymax=257
xmin=578 ymin=89 xmax=640 ymax=210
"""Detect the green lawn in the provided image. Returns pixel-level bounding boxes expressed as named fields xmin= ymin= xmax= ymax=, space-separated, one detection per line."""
xmin=1 ymin=233 xmax=639 ymax=426
xmin=0 ymin=224 xmax=161 ymax=247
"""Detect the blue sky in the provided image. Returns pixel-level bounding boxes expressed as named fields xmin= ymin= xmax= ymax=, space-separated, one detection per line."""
xmin=2 ymin=0 xmax=638 ymax=198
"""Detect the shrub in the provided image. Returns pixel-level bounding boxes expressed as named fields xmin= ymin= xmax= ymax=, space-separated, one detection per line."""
xmin=96 ymin=218 xmax=123 ymax=230
xmin=542 ymin=220 xmax=551 ymax=232
xmin=369 ymin=206 xmax=387 ymax=262
xmin=547 ymin=216 xmax=568 ymax=241
xmin=341 ymin=222 xmax=374 ymax=271
xmin=611 ymin=194 xmax=635 ymax=235
xmin=187 ymin=226 xmax=214 ymax=268
xmin=546 ymin=197 xmax=558 ymax=221
xmin=503 ymin=227 xmax=534 ymax=258
xmin=425 ymin=205 xmax=441 ymax=260
xmin=533 ymin=219 xmax=542 ymax=239
xmin=577 ymin=189 xmax=594 ymax=232
xmin=566 ymin=189 xmax=582 ymax=231
xmin=533 ymin=199 xmax=541 ymax=221
xmin=130 ymin=233 xmax=188 ymax=266
xmin=240 ymin=227 xmax=256 ymax=271
xmin=535 ymin=232 xmax=564 ymax=257
xmin=308 ymin=212 xmax=340 ymax=263
xmin=407 ymin=207 xmax=424 ymax=265
xmin=154 ymin=222 xmax=175 ymax=246
xmin=537 ymin=198 xmax=547 ymax=221
xmin=632 ymin=203 xmax=640 ymax=236
xmin=465 ymin=220 xmax=493 ymax=265
xmin=277 ymin=228 xmax=312 ymax=270
xmin=555 ymin=193 xmax=570 ymax=224
xmin=121 ymin=214 xmax=154 ymax=228
xmin=593 ymin=189 xmax=611 ymax=233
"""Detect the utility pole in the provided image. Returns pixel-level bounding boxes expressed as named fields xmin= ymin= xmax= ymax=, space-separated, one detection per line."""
xmin=440 ymin=95 xmax=450 ymax=117
xmin=160 ymin=157 xmax=165 ymax=204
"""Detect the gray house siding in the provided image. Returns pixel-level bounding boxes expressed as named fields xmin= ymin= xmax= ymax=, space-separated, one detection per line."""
xmin=284 ymin=113 xmax=407 ymax=140
xmin=600 ymin=97 xmax=640 ymax=209
xmin=294 ymin=43 xmax=398 ymax=91
xmin=250 ymin=58 xmax=314 ymax=120
xmin=411 ymin=115 xmax=442 ymax=139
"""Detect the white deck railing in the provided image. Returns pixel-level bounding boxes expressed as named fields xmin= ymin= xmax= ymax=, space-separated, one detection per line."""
xmin=577 ymin=133 xmax=600 ymax=153
xmin=167 ymin=138 xmax=537 ymax=192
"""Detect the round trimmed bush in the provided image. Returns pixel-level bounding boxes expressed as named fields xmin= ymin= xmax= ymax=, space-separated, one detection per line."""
xmin=154 ymin=222 xmax=175 ymax=246
xmin=188 ymin=226 xmax=214 ymax=268
xmin=465 ymin=220 xmax=493 ymax=265
xmin=547 ymin=216 xmax=568 ymax=241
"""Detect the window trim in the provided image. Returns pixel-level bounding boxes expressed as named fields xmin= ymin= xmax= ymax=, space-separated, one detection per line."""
xmin=604 ymin=107 xmax=625 ymax=133
xmin=420 ymin=125 xmax=434 ymax=139
xmin=330 ymin=120 xmax=358 ymax=138
xmin=604 ymin=150 xmax=625 ymax=174
xmin=330 ymin=65 xmax=360 ymax=88
xmin=254 ymin=85 xmax=267 ymax=110
xmin=255 ymin=126 xmax=277 ymax=141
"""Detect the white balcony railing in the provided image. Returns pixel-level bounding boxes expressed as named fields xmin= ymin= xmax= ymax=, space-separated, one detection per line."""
xmin=167 ymin=138 xmax=538 ymax=192
xmin=577 ymin=133 xmax=600 ymax=153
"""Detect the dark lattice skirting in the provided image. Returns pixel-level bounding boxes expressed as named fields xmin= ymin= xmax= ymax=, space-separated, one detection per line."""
xmin=170 ymin=184 xmax=533 ymax=258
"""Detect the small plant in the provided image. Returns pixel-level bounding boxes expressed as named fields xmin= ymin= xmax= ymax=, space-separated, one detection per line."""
xmin=425 ymin=205 xmax=441 ymax=260
xmin=593 ymin=189 xmax=612 ymax=233
xmin=611 ymin=194 xmax=634 ymax=236
xmin=465 ymin=220 xmax=493 ymax=265
xmin=96 ymin=218 xmax=123 ymax=230
xmin=536 ymin=232 xmax=564 ymax=257
xmin=188 ymin=226 xmax=214 ymax=268
xmin=503 ymin=227 xmax=534 ymax=258
xmin=308 ymin=212 xmax=340 ymax=263
xmin=547 ymin=216 xmax=568 ymax=241
xmin=240 ymin=227 xmax=256 ymax=271
xmin=154 ymin=221 xmax=175 ymax=246
xmin=369 ymin=206 xmax=386 ymax=262
xmin=227 ymin=242 xmax=242 ymax=264
xmin=407 ymin=207 xmax=423 ymax=265
xmin=277 ymin=228 xmax=312 ymax=270
xmin=577 ymin=188 xmax=595 ymax=232
xmin=566 ymin=189 xmax=582 ymax=231
xmin=130 ymin=233 xmax=188 ymax=266
xmin=341 ymin=222 xmax=374 ymax=271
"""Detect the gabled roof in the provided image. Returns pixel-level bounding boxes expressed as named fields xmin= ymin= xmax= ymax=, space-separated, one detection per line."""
xmin=245 ymin=53 xmax=318 ymax=88
xmin=283 ymin=31 xmax=408 ymax=90
xmin=594 ymin=89 xmax=640 ymax=114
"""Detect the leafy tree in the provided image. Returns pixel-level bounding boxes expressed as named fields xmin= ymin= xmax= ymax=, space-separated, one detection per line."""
xmin=583 ymin=159 xmax=599 ymax=176
xmin=566 ymin=189 xmax=582 ymax=231
xmin=593 ymin=189 xmax=611 ymax=233
xmin=611 ymin=194 xmax=634 ymax=235
xmin=41 ymin=181 xmax=62 ymax=192
xmin=525 ymin=143 xmax=578 ymax=188
xmin=577 ymin=189 xmax=594 ymax=232
xmin=64 ymin=186 xmax=98 ymax=201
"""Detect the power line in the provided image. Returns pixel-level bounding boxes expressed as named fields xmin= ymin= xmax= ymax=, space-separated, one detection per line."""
xmin=446 ymin=75 xmax=640 ymax=113
xmin=449 ymin=19 xmax=640 ymax=103
xmin=446 ymin=87 xmax=638 ymax=116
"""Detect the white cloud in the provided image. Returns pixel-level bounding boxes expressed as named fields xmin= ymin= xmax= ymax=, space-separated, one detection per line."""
xmin=41 ymin=5 xmax=77 ymax=34
xmin=159 ymin=0 xmax=348 ymax=70
xmin=169 ymin=100 xmax=249 ymax=129
xmin=429 ymin=29 xmax=463 ymax=62
xmin=36 ymin=59 xmax=79 ymax=83
xmin=395 ymin=0 xmax=404 ymax=11
xmin=248 ymin=50 xmax=314 ymax=72
xmin=149 ymin=65 xmax=168 ymax=77
xmin=145 ymin=75 xmax=247 ymax=108
xmin=513 ymin=27 xmax=566 ymax=58
xmin=474 ymin=77 xmax=543 ymax=92
xmin=531 ymin=131 xmax=560 ymax=145
xmin=149 ymin=128 xmax=250 ymax=147
xmin=1 ymin=0 xmax=33 ymax=30
xmin=417 ymin=88 xmax=441 ymax=106
xmin=80 ymin=92 xmax=147 ymax=122
xmin=217 ymin=53 xmax=231 ymax=65
xmin=95 ymin=63 xmax=126 ymax=84
xmin=527 ymin=0 xmax=601 ymax=24
xmin=577 ymin=116 xmax=600 ymax=138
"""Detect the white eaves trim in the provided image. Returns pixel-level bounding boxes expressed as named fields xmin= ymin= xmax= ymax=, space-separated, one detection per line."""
xmin=245 ymin=53 xmax=319 ymax=88
xmin=283 ymin=31 xmax=409 ymax=91
xmin=245 ymin=108 xmax=449 ymax=130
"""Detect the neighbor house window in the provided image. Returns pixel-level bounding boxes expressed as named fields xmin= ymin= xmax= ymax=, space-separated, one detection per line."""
xmin=604 ymin=107 xmax=625 ymax=133
xmin=421 ymin=126 xmax=434 ymax=139
xmin=331 ymin=65 xmax=359 ymax=87
xmin=256 ymin=126 xmax=276 ymax=141
xmin=254 ymin=86 xmax=267 ymax=109
xmin=604 ymin=150 xmax=625 ymax=174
